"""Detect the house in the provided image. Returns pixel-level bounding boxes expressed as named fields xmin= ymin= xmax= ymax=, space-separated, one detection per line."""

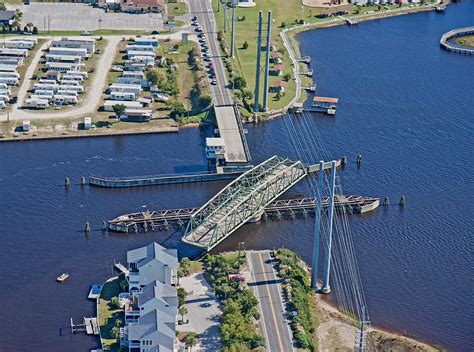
xmin=271 ymin=52 xmax=283 ymax=64
xmin=270 ymin=80 xmax=287 ymax=93
xmin=125 ymin=307 xmax=177 ymax=352
xmin=120 ymin=0 xmax=165 ymax=13
xmin=84 ymin=117 xmax=92 ymax=130
xmin=0 ymin=11 xmax=15 ymax=26
xmin=272 ymin=64 xmax=283 ymax=76
xmin=270 ymin=39 xmax=278 ymax=52
xmin=126 ymin=242 xmax=178 ymax=293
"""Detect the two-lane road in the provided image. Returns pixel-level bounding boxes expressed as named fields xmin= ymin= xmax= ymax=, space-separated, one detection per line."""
xmin=248 ymin=250 xmax=295 ymax=352
xmin=189 ymin=0 xmax=233 ymax=106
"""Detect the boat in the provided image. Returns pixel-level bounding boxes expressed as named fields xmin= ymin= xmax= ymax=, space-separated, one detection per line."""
xmin=57 ymin=273 xmax=69 ymax=282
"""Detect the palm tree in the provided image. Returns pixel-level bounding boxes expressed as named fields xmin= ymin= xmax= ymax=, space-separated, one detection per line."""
xmin=178 ymin=305 xmax=188 ymax=324
xmin=185 ymin=332 xmax=198 ymax=351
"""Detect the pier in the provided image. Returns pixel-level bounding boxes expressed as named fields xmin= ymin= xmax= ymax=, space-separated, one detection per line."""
xmin=440 ymin=27 xmax=474 ymax=55
xmin=89 ymin=170 xmax=244 ymax=188
xmin=297 ymin=56 xmax=311 ymax=64
xmin=70 ymin=317 xmax=99 ymax=336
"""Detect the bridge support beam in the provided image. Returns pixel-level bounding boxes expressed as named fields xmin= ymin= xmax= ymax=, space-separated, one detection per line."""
xmin=311 ymin=160 xmax=325 ymax=289
xmin=321 ymin=160 xmax=337 ymax=294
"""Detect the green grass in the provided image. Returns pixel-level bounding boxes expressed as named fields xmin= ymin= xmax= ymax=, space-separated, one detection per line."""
xmin=211 ymin=0 xmax=426 ymax=113
xmin=98 ymin=276 xmax=124 ymax=352
xmin=455 ymin=35 xmax=474 ymax=48
xmin=167 ymin=1 xmax=188 ymax=17
xmin=0 ymin=0 xmax=23 ymax=4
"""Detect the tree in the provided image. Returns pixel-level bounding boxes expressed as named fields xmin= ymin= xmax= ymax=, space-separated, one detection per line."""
xmin=180 ymin=257 xmax=191 ymax=275
xmin=26 ymin=22 xmax=33 ymax=32
xmin=280 ymin=22 xmax=286 ymax=28
xmin=242 ymin=41 xmax=249 ymax=50
xmin=111 ymin=326 xmax=121 ymax=341
xmin=177 ymin=287 xmax=186 ymax=307
xmin=0 ymin=3 xmax=5 ymax=10
xmin=168 ymin=99 xmax=186 ymax=119
xmin=185 ymin=332 xmax=198 ymax=351
xmin=112 ymin=104 xmax=126 ymax=118
xmin=119 ymin=279 xmax=128 ymax=292
xmin=199 ymin=95 xmax=212 ymax=108
xmin=32 ymin=26 xmax=38 ymax=34
xmin=233 ymin=76 xmax=246 ymax=90
xmin=241 ymin=89 xmax=252 ymax=102
xmin=110 ymin=297 xmax=121 ymax=309
xmin=283 ymin=73 xmax=291 ymax=82
xmin=178 ymin=305 xmax=188 ymax=324
xmin=146 ymin=68 xmax=167 ymax=87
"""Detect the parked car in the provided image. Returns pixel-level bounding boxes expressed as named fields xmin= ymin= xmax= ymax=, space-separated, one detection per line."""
xmin=192 ymin=16 xmax=197 ymax=21
xmin=211 ymin=79 xmax=217 ymax=85
xmin=9 ymin=96 xmax=17 ymax=104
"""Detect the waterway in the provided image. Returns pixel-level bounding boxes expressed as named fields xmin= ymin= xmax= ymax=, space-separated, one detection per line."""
xmin=0 ymin=2 xmax=473 ymax=351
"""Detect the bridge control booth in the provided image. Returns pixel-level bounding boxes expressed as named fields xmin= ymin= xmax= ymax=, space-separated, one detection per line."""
xmin=205 ymin=137 xmax=226 ymax=164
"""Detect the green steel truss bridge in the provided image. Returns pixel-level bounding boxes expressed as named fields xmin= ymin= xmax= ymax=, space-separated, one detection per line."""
xmin=182 ymin=155 xmax=308 ymax=251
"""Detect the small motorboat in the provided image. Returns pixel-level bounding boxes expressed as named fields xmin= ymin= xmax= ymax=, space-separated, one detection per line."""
xmin=57 ymin=273 xmax=70 ymax=282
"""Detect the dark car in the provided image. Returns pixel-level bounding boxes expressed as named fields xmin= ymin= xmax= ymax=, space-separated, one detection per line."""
xmin=192 ymin=16 xmax=197 ymax=21
xmin=152 ymin=30 xmax=159 ymax=35
xmin=9 ymin=96 xmax=17 ymax=104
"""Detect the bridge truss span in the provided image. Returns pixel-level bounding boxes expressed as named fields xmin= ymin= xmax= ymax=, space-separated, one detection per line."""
xmin=182 ymin=156 xmax=307 ymax=251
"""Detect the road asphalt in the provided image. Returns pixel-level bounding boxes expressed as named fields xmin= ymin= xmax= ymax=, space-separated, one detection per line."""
xmin=247 ymin=250 xmax=295 ymax=352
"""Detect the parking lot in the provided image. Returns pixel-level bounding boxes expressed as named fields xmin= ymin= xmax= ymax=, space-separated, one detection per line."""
xmin=21 ymin=3 xmax=164 ymax=31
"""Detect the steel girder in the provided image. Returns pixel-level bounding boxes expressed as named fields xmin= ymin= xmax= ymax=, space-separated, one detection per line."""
xmin=182 ymin=155 xmax=307 ymax=251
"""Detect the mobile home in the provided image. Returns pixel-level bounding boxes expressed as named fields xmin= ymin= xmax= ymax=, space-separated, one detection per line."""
xmin=103 ymin=100 xmax=142 ymax=112
xmin=109 ymin=91 xmax=136 ymax=101
xmin=0 ymin=77 xmax=19 ymax=86
xmin=60 ymin=79 xmax=80 ymax=86
xmin=29 ymin=94 xmax=52 ymax=102
xmin=45 ymin=62 xmax=82 ymax=72
xmin=56 ymin=90 xmax=78 ymax=96
xmin=58 ymin=84 xmax=84 ymax=93
xmin=46 ymin=54 xmax=82 ymax=64
xmin=25 ymin=98 xmax=49 ymax=109
xmin=0 ymin=48 xmax=28 ymax=58
xmin=33 ymin=83 xmax=59 ymax=92
xmin=0 ymin=71 xmax=20 ymax=79
xmin=51 ymin=37 xmax=95 ymax=55
xmin=67 ymin=70 xmax=88 ymax=79
xmin=2 ymin=41 xmax=35 ymax=50
xmin=38 ymin=79 xmax=57 ymax=85
xmin=48 ymin=47 xmax=88 ymax=58
xmin=0 ymin=65 xmax=18 ymax=73
xmin=0 ymin=58 xmax=23 ymax=66
xmin=52 ymin=94 xmax=78 ymax=105
xmin=61 ymin=74 xmax=84 ymax=82
xmin=134 ymin=37 xmax=159 ymax=47
xmin=108 ymin=83 xmax=142 ymax=95
xmin=0 ymin=94 xmax=9 ymax=102
xmin=116 ymin=76 xmax=148 ymax=87
xmin=34 ymin=90 xmax=54 ymax=98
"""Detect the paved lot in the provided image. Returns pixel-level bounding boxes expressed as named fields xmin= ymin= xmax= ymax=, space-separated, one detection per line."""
xmin=21 ymin=3 xmax=163 ymax=31
xmin=177 ymin=273 xmax=221 ymax=351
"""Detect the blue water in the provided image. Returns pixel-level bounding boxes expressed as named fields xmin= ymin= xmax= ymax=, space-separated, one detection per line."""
xmin=0 ymin=2 xmax=473 ymax=351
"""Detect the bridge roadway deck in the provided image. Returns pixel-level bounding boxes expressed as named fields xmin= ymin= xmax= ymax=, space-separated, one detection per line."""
xmin=189 ymin=0 xmax=250 ymax=163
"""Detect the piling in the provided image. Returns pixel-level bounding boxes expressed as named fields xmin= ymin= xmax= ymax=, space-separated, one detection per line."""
xmin=101 ymin=221 xmax=107 ymax=231
xmin=85 ymin=222 xmax=91 ymax=233
xmin=65 ymin=177 xmax=70 ymax=187
xmin=81 ymin=176 xmax=86 ymax=185
xmin=383 ymin=197 xmax=390 ymax=207
xmin=356 ymin=154 xmax=362 ymax=165
xmin=341 ymin=156 xmax=347 ymax=167
xmin=399 ymin=195 xmax=405 ymax=207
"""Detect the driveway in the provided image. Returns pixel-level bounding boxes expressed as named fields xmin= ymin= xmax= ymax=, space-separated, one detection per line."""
xmin=178 ymin=273 xmax=222 ymax=351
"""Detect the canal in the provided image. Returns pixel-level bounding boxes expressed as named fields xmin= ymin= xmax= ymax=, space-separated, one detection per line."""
xmin=0 ymin=1 xmax=473 ymax=351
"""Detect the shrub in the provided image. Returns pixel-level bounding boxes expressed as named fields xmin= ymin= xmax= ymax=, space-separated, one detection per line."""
xmin=242 ymin=41 xmax=249 ymax=49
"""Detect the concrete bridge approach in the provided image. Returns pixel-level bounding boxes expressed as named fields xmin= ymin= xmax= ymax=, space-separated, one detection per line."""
xmin=182 ymin=155 xmax=308 ymax=251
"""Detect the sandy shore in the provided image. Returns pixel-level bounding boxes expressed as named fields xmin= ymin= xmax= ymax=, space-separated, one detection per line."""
xmin=313 ymin=294 xmax=442 ymax=351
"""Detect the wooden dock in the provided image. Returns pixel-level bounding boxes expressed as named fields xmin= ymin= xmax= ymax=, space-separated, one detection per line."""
xmin=70 ymin=317 xmax=99 ymax=335
xmin=440 ymin=27 xmax=474 ymax=55
xmin=114 ymin=262 xmax=129 ymax=275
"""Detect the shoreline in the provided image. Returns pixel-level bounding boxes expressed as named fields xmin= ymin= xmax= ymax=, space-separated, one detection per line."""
xmin=254 ymin=1 xmax=445 ymax=122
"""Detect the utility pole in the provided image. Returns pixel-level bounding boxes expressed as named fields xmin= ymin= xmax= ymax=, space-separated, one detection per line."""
xmin=262 ymin=10 xmax=271 ymax=112
xmin=223 ymin=1 xmax=227 ymax=33
xmin=311 ymin=160 xmax=325 ymax=289
xmin=230 ymin=1 xmax=235 ymax=58
xmin=321 ymin=160 xmax=337 ymax=294
xmin=253 ymin=10 xmax=263 ymax=112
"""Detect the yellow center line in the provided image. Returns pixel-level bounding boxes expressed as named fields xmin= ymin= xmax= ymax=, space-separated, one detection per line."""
xmin=258 ymin=252 xmax=285 ymax=352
